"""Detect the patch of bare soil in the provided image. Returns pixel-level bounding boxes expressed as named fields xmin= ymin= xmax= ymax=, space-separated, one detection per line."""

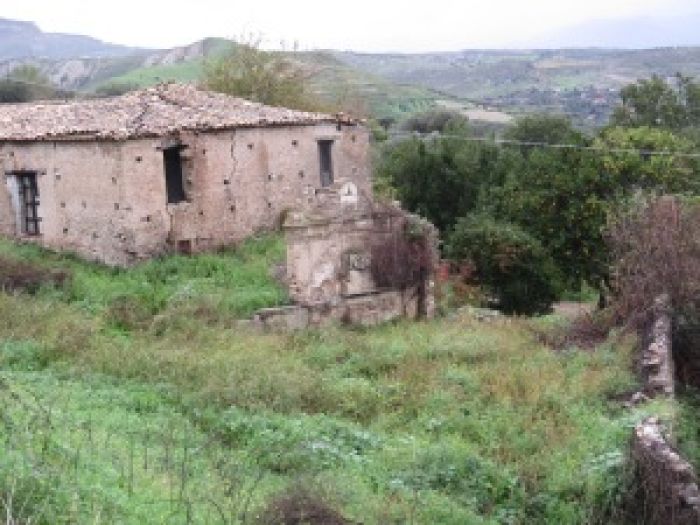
xmin=553 ymin=301 xmax=595 ymax=320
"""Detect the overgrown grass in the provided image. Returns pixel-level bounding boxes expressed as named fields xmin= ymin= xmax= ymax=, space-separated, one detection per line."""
xmin=0 ymin=235 xmax=288 ymax=330
xmin=0 ymin=236 xmax=655 ymax=523
xmin=676 ymin=387 xmax=700 ymax=472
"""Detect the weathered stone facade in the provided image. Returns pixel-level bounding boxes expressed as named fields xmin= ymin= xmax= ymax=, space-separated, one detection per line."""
xmin=252 ymin=183 xmax=438 ymax=330
xmin=0 ymin=84 xmax=370 ymax=265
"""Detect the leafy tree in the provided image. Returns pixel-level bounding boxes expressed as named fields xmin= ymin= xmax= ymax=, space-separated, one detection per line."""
xmin=203 ymin=39 xmax=322 ymax=111
xmin=611 ymin=74 xmax=700 ymax=130
xmin=0 ymin=79 xmax=31 ymax=103
xmin=490 ymin=124 xmax=700 ymax=291
xmin=487 ymin=147 xmax=610 ymax=291
xmin=446 ymin=212 xmax=563 ymax=314
xmin=503 ymin=114 xmax=585 ymax=145
xmin=596 ymin=126 xmax=700 ymax=194
xmin=0 ymin=65 xmax=57 ymax=103
xmin=379 ymin=108 xmax=700 ymax=309
xmin=399 ymin=109 xmax=469 ymax=134
xmin=375 ymin=128 xmax=502 ymax=232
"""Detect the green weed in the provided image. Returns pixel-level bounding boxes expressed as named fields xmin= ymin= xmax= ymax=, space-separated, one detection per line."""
xmin=0 ymin=237 xmax=648 ymax=523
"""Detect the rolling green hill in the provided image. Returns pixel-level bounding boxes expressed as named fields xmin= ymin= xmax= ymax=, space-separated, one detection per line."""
xmin=331 ymin=48 xmax=700 ymax=126
xmin=5 ymin=13 xmax=700 ymax=128
xmin=89 ymin=45 xmax=700 ymax=127
xmin=93 ymin=46 xmax=442 ymax=121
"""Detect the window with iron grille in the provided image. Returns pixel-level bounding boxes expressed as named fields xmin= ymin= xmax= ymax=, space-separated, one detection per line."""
xmin=15 ymin=172 xmax=40 ymax=236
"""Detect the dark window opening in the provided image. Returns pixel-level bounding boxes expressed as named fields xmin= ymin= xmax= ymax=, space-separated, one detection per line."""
xmin=164 ymin=147 xmax=187 ymax=204
xmin=177 ymin=240 xmax=192 ymax=255
xmin=15 ymin=172 xmax=40 ymax=236
xmin=318 ymin=140 xmax=334 ymax=187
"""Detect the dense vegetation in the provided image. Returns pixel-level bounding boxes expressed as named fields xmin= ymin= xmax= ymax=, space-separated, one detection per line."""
xmin=0 ymin=65 xmax=65 ymax=103
xmin=203 ymin=40 xmax=324 ymax=112
xmin=0 ymin=235 xmax=680 ymax=524
xmin=378 ymin=76 xmax=700 ymax=313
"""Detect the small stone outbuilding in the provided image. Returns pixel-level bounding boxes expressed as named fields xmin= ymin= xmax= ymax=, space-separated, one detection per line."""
xmin=0 ymin=83 xmax=370 ymax=265
xmin=254 ymin=182 xmax=439 ymax=330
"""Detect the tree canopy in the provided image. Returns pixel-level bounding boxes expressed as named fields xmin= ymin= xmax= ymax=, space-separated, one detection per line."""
xmin=0 ymin=65 xmax=56 ymax=103
xmin=203 ymin=40 xmax=322 ymax=112
xmin=611 ymin=74 xmax=700 ymax=130
xmin=378 ymin=107 xmax=700 ymax=313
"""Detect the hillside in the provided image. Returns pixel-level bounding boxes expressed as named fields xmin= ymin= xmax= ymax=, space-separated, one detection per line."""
xmin=31 ymin=43 xmax=700 ymax=126
xmin=331 ymin=47 xmax=700 ymax=126
xmin=91 ymin=45 xmax=440 ymax=120
xmin=3 ymin=16 xmax=700 ymax=126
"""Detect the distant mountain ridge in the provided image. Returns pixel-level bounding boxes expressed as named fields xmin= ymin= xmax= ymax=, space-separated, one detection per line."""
xmin=3 ymin=16 xmax=700 ymax=127
xmin=0 ymin=17 xmax=145 ymax=59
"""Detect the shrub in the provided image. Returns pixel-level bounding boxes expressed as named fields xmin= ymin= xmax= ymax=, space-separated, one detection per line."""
xmin=0 ymin=255 xmax=70 ymax=294
xmin=399 ymin=109 xmax=469 ymax=134
xmin=203 ymin=38 xmax=324 ymax=112
xmin=446 ymin=213 xmax=563 ymax=315
xmin=257 ymin=484 xmax=352 ymax=525
xmin=370 ymin=209 xmax=435 ymax=291
xmin=606 ymin=194 xmax=700 ymax=327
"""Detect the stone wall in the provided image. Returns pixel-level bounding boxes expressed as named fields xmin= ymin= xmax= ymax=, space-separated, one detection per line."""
xmin=641 ymin=294 xmax=675 ymax=397
xmin=630 ymin=294 xmax=700 ymax=524
xmin=252 ymin=289 xmax=420 ymax=332
xmin=0 ymin=122 xmax=370 ymax=265
xmin=632 ymin=417 xmax=700 ymax=524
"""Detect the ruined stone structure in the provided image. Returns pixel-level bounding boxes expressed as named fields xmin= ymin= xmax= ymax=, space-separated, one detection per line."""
xmin=253 ymin=183 xmax=438 ymax=330
xmin=0 ymin=84 xmax=370 ymax=265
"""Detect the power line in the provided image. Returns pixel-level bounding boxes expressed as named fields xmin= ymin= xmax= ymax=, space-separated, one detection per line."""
xmin=384 ymin=131 xmax=700 ymax=159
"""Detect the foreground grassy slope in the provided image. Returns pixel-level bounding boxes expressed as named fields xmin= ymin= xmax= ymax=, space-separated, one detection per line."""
xmin=0 ymin=236 xmax=683 ymax=523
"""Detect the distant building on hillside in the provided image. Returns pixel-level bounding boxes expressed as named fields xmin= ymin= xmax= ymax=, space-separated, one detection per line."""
xmin=0 ymin=84 xmax=370 ymax=265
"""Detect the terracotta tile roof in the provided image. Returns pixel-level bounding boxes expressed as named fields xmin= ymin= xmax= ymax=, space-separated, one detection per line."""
xmin=0 ymin=83 xmax=349 ymax=141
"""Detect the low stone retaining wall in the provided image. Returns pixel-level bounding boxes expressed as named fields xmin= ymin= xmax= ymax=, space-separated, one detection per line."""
xmin=252 ymin=289 xmax=420 ymax=332
xmin=631 ymin=294 xmax=700 ymax=524
xmin=641 ymin=295 xmax=675 ymax=397
xmin=633 ymin=417 xmax=700 ymax=524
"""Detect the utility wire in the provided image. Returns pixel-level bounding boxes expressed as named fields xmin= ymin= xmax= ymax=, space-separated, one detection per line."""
xmin=384 ymin=131 xmax=700 ymax=159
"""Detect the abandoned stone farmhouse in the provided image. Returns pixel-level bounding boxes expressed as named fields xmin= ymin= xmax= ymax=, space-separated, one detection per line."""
xmin=0 ymin=84 xmax=370 ymax=265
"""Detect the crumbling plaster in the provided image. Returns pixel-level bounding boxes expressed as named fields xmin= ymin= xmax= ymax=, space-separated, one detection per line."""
xmin=0 ymin=123 xmax=370 ymax=265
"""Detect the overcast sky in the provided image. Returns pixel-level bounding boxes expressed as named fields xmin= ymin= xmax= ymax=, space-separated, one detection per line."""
xmin=2 ymin=0 xmax=699 ymax=52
